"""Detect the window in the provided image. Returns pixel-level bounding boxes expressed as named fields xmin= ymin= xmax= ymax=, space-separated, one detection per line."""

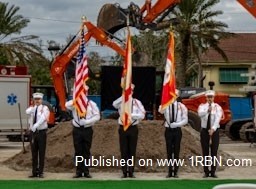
xmin=219 ymin=68 xmax=248 ymax=84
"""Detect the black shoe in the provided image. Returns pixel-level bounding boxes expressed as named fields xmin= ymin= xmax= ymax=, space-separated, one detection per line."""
xmin=166 ymin=171 xmax=173 ymax=178
xmin=211 ymin=173 xmax=218 ymax=178
xmin=38 ymin=174 xmax=44 ymax=178
xmin=128 ymin=174 xmax=136 ymax=178
xmin=84 ymin=174 xmax=92 ymax=178
xmin=121 ymin=174 xmax=127 ymax=178
xmin=203 ymin=173 xmax=209 ymax=178
xmin=28 ymin=174 xmax=38 ymax=178
xmin=174 ymin=174 xmax=179 ymax=178
xmin=73 ymin=174 xmax=82 ymax=178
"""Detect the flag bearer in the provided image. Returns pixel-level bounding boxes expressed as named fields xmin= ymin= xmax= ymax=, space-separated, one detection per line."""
xmin=158 ymin=89 xmax=188 ymax=178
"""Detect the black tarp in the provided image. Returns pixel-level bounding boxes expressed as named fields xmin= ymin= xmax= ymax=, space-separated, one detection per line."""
xmin=101 ymin=66 xmax=156 ymax=112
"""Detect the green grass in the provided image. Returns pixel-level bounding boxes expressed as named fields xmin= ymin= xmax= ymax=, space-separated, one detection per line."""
xmin=0 ymin=180 xmax=256 ymax=189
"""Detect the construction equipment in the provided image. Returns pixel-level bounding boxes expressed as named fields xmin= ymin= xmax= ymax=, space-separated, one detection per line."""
xmin=50 ymin=1 xmax=233 ymax=132
xmin=224 ymin=63 xmax=256 ymax=141
xmin=97 ymin=0 xmax=180 ymax=34
xmin=51 ymin=0 xmax=182 ymax=113
xmin=238 ymin=92 xmax=256 ymax=144
xmin=50 ymin=21 xmax=126 ymax=114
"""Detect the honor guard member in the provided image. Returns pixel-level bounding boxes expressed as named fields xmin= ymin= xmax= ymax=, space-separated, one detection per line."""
xmin=198 ymin=90 xmax=223 ymax=178
xmin=112 ymin=84 xmax=145 ymax=178
xmin=26 ymin=92 xmax=50 ymax=178
xmin=65 ymin=98 xmax=100 ymax=178
xmin=158 ymin=89 xmax=188 ymax=178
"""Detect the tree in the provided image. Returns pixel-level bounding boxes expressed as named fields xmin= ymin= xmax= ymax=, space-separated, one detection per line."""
xmin=0 ymin=2 xmax=52 ymax=85
xmin=131 ymin=30 xmax=169 ymax=69
xmin=0 ymin=2 xmax=48 ymax=67
xmin=171 ymin=0 xmax=232 ymax=87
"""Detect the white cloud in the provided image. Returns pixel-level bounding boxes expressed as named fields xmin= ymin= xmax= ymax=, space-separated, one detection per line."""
xmin=3 ymin=0 xmax=256 ymax=56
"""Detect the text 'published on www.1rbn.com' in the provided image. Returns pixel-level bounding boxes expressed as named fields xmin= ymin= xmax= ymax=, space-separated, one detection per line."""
xmin=75 ymin=155 xmax=253 ymax=167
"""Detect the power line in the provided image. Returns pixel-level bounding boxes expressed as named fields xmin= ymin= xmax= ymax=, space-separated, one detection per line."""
xmin=24 ymin=17 xmax=80 ymax=23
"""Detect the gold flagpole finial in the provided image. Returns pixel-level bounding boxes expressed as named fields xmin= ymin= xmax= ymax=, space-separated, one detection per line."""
xmin=169 ymin=24 xmax=173 ymax=32
xmin=80 ymin=16 xmax=87 ymax=31
xmin=81 ymin=16 xmax=87 ymax=22
xmin=126 ymin=14 xmax=130 ymax=27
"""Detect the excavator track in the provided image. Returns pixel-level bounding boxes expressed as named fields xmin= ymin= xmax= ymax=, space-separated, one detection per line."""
xmin=239 ymin=122 xmax=256 ymax=143
xmin=225 ymin=120 xmax=250 ymax=140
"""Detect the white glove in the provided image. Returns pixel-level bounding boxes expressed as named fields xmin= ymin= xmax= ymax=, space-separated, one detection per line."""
xmin=31 ymin=126 xmax=36 ymax=132
xmin=80 ymin=118 xmax=89 ymax=125
xmin=158 ymin=106 xmax=164 ymax=114
xmin=31 ymin=123 xmax=39 ymax=132
xmin=170 ymin=122 xmax=177 ymax=128
xmin=132 ymin=113 xmax=140 ymax=120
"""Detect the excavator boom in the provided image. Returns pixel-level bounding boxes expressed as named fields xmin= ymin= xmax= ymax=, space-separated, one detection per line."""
xmin=141 ymin=0 xmax=180 ymax=23
xmin=51 ymin=21 xmax=126 ymax=112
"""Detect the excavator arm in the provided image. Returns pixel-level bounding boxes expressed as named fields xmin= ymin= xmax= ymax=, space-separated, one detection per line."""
xmin=97 ymin=0 xmax=180 ymax=35
xmin=51 ymin=21 xmax=126 ymax=112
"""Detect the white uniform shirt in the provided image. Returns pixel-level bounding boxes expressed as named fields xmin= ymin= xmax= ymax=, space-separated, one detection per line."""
xmin=65 ymin=100 xmax=100 ymax=128
xmin=198 ymin=102 xmax=223 ymax=131
xmin=112 ymin=97 xmax=145 ymax=126
xmin=26 ymin=104 xmax=50 ymax=131
xmin=159 ymin=101 xmax=188 ymax=128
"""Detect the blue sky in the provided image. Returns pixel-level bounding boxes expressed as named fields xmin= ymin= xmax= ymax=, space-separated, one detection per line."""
xmin=3 ymin=0 xmax=256 ymax=57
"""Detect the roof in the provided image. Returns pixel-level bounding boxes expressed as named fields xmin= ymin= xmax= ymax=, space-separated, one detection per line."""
xmin=201 ymin=33 xmax=256 ymax=63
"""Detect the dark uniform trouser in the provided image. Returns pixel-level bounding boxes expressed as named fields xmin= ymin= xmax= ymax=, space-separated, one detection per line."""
xmin=31 ymin=129 xmax=47 ymax=175
xmin=200 ymin=128 xmax=219 ymax=175
xmin=165 ymin=127 xmax=182 ymax=175
xmin=119 ymin=125 xmax=138 ymax=176
xmin=73 ymin=126 xmax=93 ymax=175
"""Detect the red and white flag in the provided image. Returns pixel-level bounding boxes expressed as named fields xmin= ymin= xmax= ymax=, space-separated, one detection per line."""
xmin=73 ymin=26 xmax=89 ymax=117
xmin=120 ymin=29 xmax=133 ymax=131
xmin=159 ymin=31 xmax=177 ymax=112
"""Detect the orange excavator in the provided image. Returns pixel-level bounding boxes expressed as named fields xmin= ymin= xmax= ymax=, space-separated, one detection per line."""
xmin=50 ymin=21 xmax=126 ymax=113
xmin=51 ymin=0 xmax=181 ymax=113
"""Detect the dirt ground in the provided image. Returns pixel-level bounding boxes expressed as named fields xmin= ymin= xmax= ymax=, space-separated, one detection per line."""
xmin=1 ymin=119 xmax=256 ymax=180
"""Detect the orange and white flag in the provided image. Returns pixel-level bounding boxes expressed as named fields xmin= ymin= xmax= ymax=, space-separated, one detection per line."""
xmin=159 ymin=31 xmax=177 ymax=112
xmin=120 ymin=29 xmax=133 ymax=131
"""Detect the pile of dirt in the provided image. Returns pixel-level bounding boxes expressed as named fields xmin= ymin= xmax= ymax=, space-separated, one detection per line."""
xmin=4 ymin=120 xmax=232 ymax=173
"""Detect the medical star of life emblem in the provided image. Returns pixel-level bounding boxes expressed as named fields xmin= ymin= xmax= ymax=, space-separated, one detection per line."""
xmin=7 ymin=93 xmax=17 ymax=105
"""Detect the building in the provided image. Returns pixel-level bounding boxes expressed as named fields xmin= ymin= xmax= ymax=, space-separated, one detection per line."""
xmin=200 ymin=33 xmax=256 ymax=96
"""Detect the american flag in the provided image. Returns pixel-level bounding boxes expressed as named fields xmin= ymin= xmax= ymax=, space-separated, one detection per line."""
xmin=120 ymin=29 xmax=133 ymax=131
xmin=73 ymin=27 xmax=89 ymax=117
xmin=159 ymin=31 xmax=177 ymax=112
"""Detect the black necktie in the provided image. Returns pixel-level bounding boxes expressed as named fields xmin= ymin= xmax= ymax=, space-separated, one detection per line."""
xmin=34 ymin=106 xmax=38 ymax=124
xmin=207 ymin=106 xmax=211 ymax=130
xmin=172 ymin=103 xmax=175 ymax=123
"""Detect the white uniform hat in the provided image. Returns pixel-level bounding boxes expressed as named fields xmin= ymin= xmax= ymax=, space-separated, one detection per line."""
xmin=205 ymin=90 xmax=215 ymax=96
xmin=33 ymin=92 xmax=44 ymax=99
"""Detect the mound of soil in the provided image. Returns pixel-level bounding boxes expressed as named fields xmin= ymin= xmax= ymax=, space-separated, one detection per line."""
xmin=4 ymin=120 xmax=232 ymax=173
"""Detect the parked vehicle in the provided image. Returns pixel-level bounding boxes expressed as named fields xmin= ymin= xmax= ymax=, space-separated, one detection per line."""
xmin=0 ymin=65 xmax=30 ymax=141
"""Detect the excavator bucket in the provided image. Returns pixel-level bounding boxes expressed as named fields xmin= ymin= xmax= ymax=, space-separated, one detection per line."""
xmin=97 ymin=4 xmax=127 ymax=35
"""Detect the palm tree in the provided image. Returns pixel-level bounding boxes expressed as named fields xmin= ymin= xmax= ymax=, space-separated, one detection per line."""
xmin=0 ymin=2 xmax=47 ymax=66
xmin=171 ymin=0 xmax=233 ymax=87
xmin=131 ymin=30 xmax=169 ymax=69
